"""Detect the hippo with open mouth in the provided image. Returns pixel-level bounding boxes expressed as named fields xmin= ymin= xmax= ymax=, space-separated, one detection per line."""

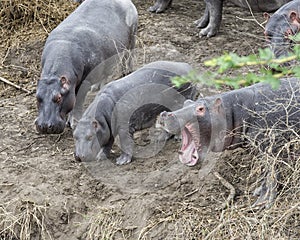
xmin=157 ymin=78 xmax=300 ymax=165
xmin=157 ymin=78 xmax=300 ymax=207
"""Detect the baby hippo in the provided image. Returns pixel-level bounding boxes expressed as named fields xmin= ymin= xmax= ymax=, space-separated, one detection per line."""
xmin=73 ymin=61 xmax=196 ymax=165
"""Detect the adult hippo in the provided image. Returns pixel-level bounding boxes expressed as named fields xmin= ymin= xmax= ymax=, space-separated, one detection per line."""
xmin=73 ymin=61 xmax=197 ymax=165
xmin=149 ymin=0 xmax=291 ymax=37
xmin=157 ymin=78 xmax=300 ymax=207
xmin=35 ymin=0 xmax=138 ymax=134
xmin=264 ymin=0 xmax=300 ymax=58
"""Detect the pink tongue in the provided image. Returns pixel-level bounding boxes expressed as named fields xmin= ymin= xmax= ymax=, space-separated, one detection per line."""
xmin=179 ymin=130 xmax=199 ymax=166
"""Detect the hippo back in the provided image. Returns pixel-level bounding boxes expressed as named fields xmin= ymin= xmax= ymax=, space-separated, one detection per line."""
xmin=98 ymin=61 xmax=195 ymax=104
xmin=43 ymin=0 xmax=138 ymax=79
xmin=230 ymin=0 xmax=291 ymax=11
xmin=141 ymin=61 xmax=193 ymax=77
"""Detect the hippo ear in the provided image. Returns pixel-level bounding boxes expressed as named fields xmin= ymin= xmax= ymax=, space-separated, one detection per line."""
xmin=212 ymin=98 xmax=224 ymax=115
xmin=60 ymin=76 xmax=70 ymax=90
xmin=183 ymin=99 xmax=195 ymax=107
xmin=263 ymin=12 xmax=270 ymax=22
xmin=289 ymin=11 xmax=300 ymax=23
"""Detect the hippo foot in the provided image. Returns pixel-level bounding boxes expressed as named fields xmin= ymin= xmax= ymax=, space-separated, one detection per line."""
xmin=116 ymin=153 xmax=132 ymax=165
xmin=155 ymin=130 xmax=171 ymax=143
xmin=173 ymin=134 xmax=182 ymax=142
xmin=67 ymin=114 xmax=79 ymax=129
xmin=148 ymin=0 xmax=173 ymax=13
xmin=199 ymin=25 xmax=218 ymax=38
xmin=194 ymin=17 xmax=208 ymax=29
xmin=91 ymin=82 xmax=101 ymax=92
xmin=252 ymin=173 xmax=278 ymax=209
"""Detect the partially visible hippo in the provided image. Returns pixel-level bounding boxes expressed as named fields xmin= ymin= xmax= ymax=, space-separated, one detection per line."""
xmin=73 ymin=61 xmax=197 ymax=165
xmin=149 ymin=0 xmax=291 ymax=37
xmin=264 ymin=0 xmax=300 ymax=58
xmin=157 ymin=78 xmax=300 ymax=207
xmin=35 ymin=0 xmax=138 ymax=134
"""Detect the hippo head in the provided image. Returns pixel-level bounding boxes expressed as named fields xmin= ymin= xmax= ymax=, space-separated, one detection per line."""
xmin=35 ymin=76 xmax=75 ymax=134
xmin=264 ymin=11 xmax=300 ymax=58
xmin=158 ymin=98 xmax=227 ymax=166
xmin=73 ymin=114 xmax=112 ymax=162
xmin=73 ymin=119 xmax=101 ymax=162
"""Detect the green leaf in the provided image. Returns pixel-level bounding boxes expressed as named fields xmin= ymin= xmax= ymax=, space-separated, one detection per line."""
xmin=258 ymin=48 xmax=274 ymax=61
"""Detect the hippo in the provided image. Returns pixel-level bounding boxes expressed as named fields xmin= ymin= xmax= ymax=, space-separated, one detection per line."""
xmin=73 ymin=61 xmax=197 ymax=165
xmin=35 ymin=0 xmax=138 ymax=134
xmin=148 ymin=0 xmax=291 ymax=37
xmin=157 ymin=78 xmax=300 ymax=207
xmin=264 ymin=0 xmax=300 ymax=58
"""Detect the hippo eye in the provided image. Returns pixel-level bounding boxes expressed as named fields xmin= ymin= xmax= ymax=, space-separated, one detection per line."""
xmin=53 ymin=94 xmax=62 ymax=104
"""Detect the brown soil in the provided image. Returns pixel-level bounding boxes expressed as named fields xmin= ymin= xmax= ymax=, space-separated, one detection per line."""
xmin=0 ymin=0 xmax=299 ymax=239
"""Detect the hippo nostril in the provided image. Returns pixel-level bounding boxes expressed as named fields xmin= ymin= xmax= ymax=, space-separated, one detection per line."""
xmin=167 ymin=113 xmax=174 ymax=117
xmin=74 ymin=153 xmax=82 ymax=162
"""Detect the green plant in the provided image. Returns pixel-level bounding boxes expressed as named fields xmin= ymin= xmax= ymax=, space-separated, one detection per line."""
xmin=173 ymin=41 xmax=300 ymax=89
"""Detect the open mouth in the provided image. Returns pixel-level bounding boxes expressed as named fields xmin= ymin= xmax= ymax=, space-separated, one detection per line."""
xmin=178 ymin=126 xmax=201 ymax=166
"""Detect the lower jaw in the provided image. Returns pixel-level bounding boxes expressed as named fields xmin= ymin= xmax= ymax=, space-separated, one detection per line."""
xmin=179 ymin=150 xmax=200 ymax=166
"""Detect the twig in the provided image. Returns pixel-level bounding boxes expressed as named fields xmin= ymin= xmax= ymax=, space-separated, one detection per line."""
xmin=204 ymin=219 xmax=235 ymax=240
xmin=184 ymin=188 xmax=199 ymax=198
xmin=213 ymin=171 xmax=236 ymax=210
xmin=243 ymin=0 xmax=265 ymax=30
xmin=0 ymin=76 xmax=31 ymax=94
xmin=138 ymin=216 xmax=173 ymax=240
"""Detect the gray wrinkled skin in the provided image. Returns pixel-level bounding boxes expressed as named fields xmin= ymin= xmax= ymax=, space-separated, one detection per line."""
xmin=157 ymin=78 xmax=300 ymax=208
xmin=149 ymin=0 xmax=291 ymax=37
xmin=265 ymin=0 xmax=300 ymax=58
xmin=35 ymin=0 xmax=138 ymax=134
xmin=73 ymin=61 xmax=197 ymax=165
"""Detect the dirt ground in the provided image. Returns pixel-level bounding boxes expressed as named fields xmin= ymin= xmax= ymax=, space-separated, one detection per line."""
xmin=0 ymin=0 xmax=299 ymax=239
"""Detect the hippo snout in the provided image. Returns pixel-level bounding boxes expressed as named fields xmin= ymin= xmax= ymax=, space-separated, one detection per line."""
xmin=160 ymin=111 xmax=175 ymax=118
xmin=74 ymin=152 xmax=94 ymax=162
xmin=35 ymin=118 xmax=65 ymax=134
xmin=160 ymin=111 xmax=168 ymax=117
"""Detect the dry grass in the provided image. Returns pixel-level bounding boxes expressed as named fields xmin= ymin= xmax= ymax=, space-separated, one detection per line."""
xmin=79 ymin=206 xmax=134 ymax=240
xmin=0 ymin=0 xmax=76 ymax=32
xmin=0 ymin=0 xmax=76 ymax=96
xmin=0 ymin=199 xmax=52 ymax=240
xmin=137 ymin=149 xmax=299 ymax=239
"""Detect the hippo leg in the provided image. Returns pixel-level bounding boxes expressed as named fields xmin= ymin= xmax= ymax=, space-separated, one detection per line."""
xmin=198 ymin=0 xmax=223 ymax=38
xmin=120 ymin=24 xmax=137 ymax=76
xmin=68 ymin=80 xmax=92 ymax=129
xmin=194 ymin=4 xmax=209 ymax=28
xmin=252 ymin=171 xmax=278 ymax=209
xmin=148 ymin=0 xmax=173 ymax=13
xmin=96 ymin=138 xmax=114 ymax=161
xmin=116 ymin=128 xmax=134 ymax=165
